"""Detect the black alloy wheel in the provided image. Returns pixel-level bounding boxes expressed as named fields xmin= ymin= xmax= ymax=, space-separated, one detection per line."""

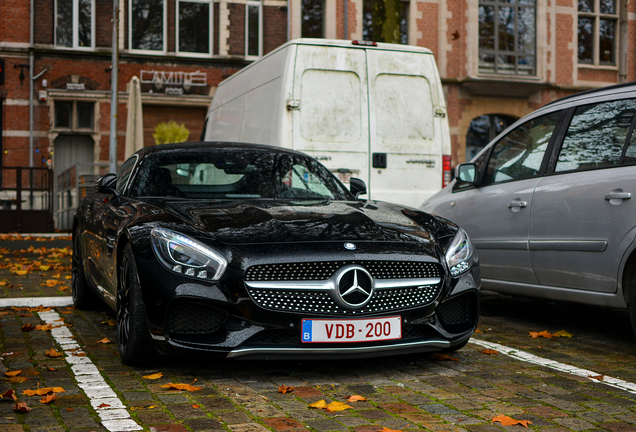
xmin=117 ymin=244 xmax=154 ymax=366
xmin=71 ymin=227 xmax=99 ymax=310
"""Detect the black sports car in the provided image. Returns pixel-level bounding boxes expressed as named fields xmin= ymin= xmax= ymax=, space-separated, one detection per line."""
xmin=72 ymin=142 xmax=480 ymax=366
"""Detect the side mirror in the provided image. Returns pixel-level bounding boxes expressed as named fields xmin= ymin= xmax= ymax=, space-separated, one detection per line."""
xmin=456 ymin=163 xmax=477 ymax=184
xmin=349 ymin=177 xmax=367 ymax=199
xmin=95 ymin=173 xmax=118 ymax=194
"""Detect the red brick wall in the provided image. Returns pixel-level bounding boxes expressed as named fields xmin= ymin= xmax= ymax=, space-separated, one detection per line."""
xmin=555 ymin=14 xmax=573 ymax=85
xmin=167 ymin=0 xmax=176 ymax=52
xmin=263 ymin=6 xmax=287 ymax=55
xmin=2 ymin=0 xmax=31 ymax=43
xmin=213 ymin=2 xmax=220 ymax=55
xmin=229 ymin=3 xmax=245 ymax=55
xmin=417 ymin=2 xmax=438 ymax=60
xmin=578 ymin=68 xmax=618 ymax=82
xmin=445 ymin=0 xmax=466 ymax=78
xmin=34 ymin=0 xmax=54 ymax=44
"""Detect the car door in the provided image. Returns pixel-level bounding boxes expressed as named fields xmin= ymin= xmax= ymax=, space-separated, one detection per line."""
xmin=529 ymin=98 xmax=636 ymax=293
xmin=453 ymin=110 xmax=563 ymax=284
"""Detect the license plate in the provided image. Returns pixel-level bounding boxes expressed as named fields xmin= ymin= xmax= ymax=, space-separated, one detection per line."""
xmin=301 ymin=316 xmax=401 ymax=343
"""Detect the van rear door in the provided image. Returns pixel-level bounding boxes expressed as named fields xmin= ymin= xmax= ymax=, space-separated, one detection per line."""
xmin=290 ymin=45 xmax=370 ymax=189
xmin=366 ymin=49 xmax=443 ymax=205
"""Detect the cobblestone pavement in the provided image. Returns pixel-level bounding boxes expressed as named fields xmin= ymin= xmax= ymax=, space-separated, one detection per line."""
xmin=0 ymin=236 xmax=636 ymax=432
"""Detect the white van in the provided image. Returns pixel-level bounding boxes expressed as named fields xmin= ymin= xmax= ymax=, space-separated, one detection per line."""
xmin=202 ymin=38 xmax=451 ymax=206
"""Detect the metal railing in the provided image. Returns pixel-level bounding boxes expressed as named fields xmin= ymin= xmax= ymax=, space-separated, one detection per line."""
xmin=56 ymin=163 xmax=111 ymax=231
xmin=0 ymin=167 xmax=53 ymax=233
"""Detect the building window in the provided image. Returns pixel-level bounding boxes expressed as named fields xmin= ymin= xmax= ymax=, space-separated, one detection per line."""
xmin=55 ymin=0 xmax=94 ymax=49
xmin=478 ymin=0 xmax=536 ymax=75
xmin=578 ymin=0 xmax=617 ymax=65
xmin=130 ymin=0 xmax=166 ymax=52
xmin=302 ymin=0 xmax=324 ymax=38
xmin=54 ymin=101 xmax=95 ymax=130
xmin=363 ymin=0 xmax=408 ymax=44
xmin=178 ymin=0 xmax=212 ymax=55
xmin=246 ymin=1 xmax=262 ymax=57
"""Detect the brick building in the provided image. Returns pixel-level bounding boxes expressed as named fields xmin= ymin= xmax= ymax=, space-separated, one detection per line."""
xmin=0 ymin=0 xmax=635 ymax=227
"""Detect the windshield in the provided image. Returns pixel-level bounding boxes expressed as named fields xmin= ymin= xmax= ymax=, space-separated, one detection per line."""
xmin=131 ymin=148 xmax=353 ymax=201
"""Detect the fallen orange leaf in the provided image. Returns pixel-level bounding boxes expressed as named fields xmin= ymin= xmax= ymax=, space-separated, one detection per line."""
xmin=22 ymin=387 xmax=65 ymax=396
xmin=380 ymin=428 xmax=404 ymax=432
xmin=8 ymin=376 xmax=28 ymax=383
xmin=326 ymin=401 xmax=353 ymax=412
xmin=45 ymin=348 xmax=63 ymax=358
xmin=529 ymin=330 xmax=553 ymax=338
xmin=553 ymin=330 xmax=573 ymax=338
xmin=143 ymin=373 xmax=164 ymax=380
xmin=347 ymin=395 xmax=367 ymax=402
xmin=308 ymin=400 xmax=328 ymax=409
xmin=102 ymin=319 xmax=117 ymax=326
xmin=160 ymin=381 xmax=202 ymax=391
xmin=192 ymin=404 xmax=200 ymax=409
xmin=96 ymin=338 xmax=111 ymax=344
xmin=491 ymin=414 xmax=531 ymax=427
xmin=40 ymin=393 xmax=57 ymax=404
xmin=588 ymin=374 xmax=604 ymax=381
xmin=278 ymin=385 xmax=295 ymax=394
xmin=4 ymin=370 xmax=22 ymax=377
xmin=21 ymin=323 xmax=35 ymax=332
xmin=433 ymin=353 xmax=459 ymax=361
xmin=97 ymin=403 xmax=111 ymax=408
xmin=481 ymin=349 xmax=498 ymax=355
xmin=35 ymin=324 xmax=52 ymax=331
xmin=2 ymin=389 xmax=17 ymax=401
xmin=13 ymin=401 xmax=32 ymax=412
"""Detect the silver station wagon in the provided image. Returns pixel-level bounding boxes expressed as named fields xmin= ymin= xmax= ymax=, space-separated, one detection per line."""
xmin=422 ymin=82 xmax=636 ymax=336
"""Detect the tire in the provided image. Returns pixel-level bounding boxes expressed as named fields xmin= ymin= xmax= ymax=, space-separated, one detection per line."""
xmin=72 ymin=227 xmax=100 ymax=310
xmin=630 ymin=287 xmax=636 ymax=338
xmin=117 ymin=244 xmax=155 ymax=366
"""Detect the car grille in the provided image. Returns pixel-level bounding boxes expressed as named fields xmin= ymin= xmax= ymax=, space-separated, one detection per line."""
xmin=245 ymin=261 xmax=440 ymax=281
xmin=437 ymin=292 xmax=478 ymax=333
xmin=245 ymin=261 xmax=442 ymax=315
xmin=166 ymin=300 xmax=229 ymax=335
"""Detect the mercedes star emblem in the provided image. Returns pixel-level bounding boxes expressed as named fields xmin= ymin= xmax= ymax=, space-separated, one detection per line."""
xmin=332 ymin=265 xmax=374 ymax=309
xmin=344 ymin=242 xmax=356 ymax=250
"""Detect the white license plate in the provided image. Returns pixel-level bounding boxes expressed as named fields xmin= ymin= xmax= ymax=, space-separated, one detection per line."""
xmin=301 ymin=316 xmax=401 ymax=343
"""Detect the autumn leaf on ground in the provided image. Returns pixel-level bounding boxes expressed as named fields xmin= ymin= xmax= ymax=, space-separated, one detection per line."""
xmin=13 ymin=401 xmax=32 ymax=412
xmin=96 ymin=337 xmax=111 ymax=344
xmin=326 ymin=401 xmax=353 ymax=412
xmin=35 ymin=324 xmax=52 ymax=331
xmin=22 ymin=387 xmax=65 ymax=396
xmin=529 ymin=330 xmax=554 ymax=338
xmin=347 ymin=395 xmax=367 ymax=402
xmin=380 ymin=427 xmax=404 ymax=432
xmin=46 ymin=367 xmax=56 ymax=371
xmin=39 ymin=265 xmax=51 ymax=271
xmin=102 ymin=319 xmax=117 ymax=327
xmin=2 ymin=390 xmax=17 ymax=401
xmin=143 ymin=373 xmax=163 ymax=380
xmin=4 ymin=370 xmax=22 ymax=377
xmin=553 ymin=330 xmax=573 ymax=338
xmin=308 ymin=400 xmax=328 ymax=409
xmin=433 ymin=353 xmax=459 ymax=361
xmin=481 ymin=349 xmax=498 ymax=355
xmin=97 ymin=402 xmax=111 ymax=408
xmin=40 ymin=393 xmax=57 ymax=404
xmin=21 ymin=323 xmax=35 ymax=332
xmin=192 ymin=404 xmax=200 ymax=409
xmin=160 ymin=380 xmax=202 ymax=391
xmin=45 ymin=348 xmax=63 ymax=358
xmin=491 ymin=414 xmax=531 ymax=427
xmin=8 ymin=377 xmax=28 ymax=383
xmin=278 ymin=385 xmax=295 ymax=394
xmin=588 ymin=374 xmax=604 ymax=381
xmin=41 ymin=280 xmax=59 ymax=287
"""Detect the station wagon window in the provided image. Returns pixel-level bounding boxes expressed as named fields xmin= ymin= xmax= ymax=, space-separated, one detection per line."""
xmin=482 ymin=111 xmax=562 ymax=185
xmin=555 ymin=99 xmax=636 ymax=172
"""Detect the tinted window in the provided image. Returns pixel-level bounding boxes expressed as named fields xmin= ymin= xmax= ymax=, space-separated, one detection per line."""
xmin=482 ymin=110 xmax=562 ymax=185
xmin=116 ymin=156 xmax=138 ymax=195
xmin=556 ymin=99 xmax=636 ymax=172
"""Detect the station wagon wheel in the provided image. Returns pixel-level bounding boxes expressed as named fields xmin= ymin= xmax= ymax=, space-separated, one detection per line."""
xmin=71 ymin=227 xmax=99 ymax=310
xmin=117 ymin=243 xmax=154 ymax=366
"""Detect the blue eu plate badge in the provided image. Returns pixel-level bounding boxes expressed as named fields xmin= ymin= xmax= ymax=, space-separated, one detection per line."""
xmin=302 ymin=320 xmax=313 ymax=342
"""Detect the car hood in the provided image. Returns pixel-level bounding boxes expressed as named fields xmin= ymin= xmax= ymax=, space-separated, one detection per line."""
xmin=153 ymin=199 xmax=447 ymax=246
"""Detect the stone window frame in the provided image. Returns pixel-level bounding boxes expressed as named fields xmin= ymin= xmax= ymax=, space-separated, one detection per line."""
xmin=128 ymin=0 xmax=168 ymax=54
xmin=176 ymin=0 xmax=214 ymax=57
xmin=245 ymin=0 xmax=263 ymax=58
xmin=54 ymin=0 xmax=95 ymax=50
xmin=52 ymin=99 xmax=97 ymax=133
xmin=577 ymin=0 xmax=619 ymax=66
xmin=477 ymin=0 xmax=537 ymax=76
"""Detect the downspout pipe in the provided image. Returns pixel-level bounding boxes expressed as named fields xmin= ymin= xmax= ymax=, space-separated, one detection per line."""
xmin=344 ymin=0 xmax=348 ymax=40
xmin=29 ymin=0 xmax=34 ymax=168
xmin=109 ymin=0 xmax=120 ymax=174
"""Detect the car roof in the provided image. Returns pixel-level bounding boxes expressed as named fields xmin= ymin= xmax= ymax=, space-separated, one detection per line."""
xmin=543 ymin=81 xmax=636 ymax=109
xmin=134 ymin=141 xmax=311 ymax=159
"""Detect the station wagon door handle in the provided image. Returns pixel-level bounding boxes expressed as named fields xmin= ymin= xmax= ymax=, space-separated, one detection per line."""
xmin=508 ymin=200 xmax=527 ymax=209
xmin=604 ymin=190 xmax=631 ymax=201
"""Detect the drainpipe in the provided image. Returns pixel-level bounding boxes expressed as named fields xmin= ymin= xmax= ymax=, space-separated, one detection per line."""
xmin=287 ymin=0 xmax=290 ymax=41
xmin=344 ymin=0 xmax=348 ymax=39
xmin=618 ymin=0 xmax=627 ymax=83
xmin=29 ymin=0 xmax=34 ymax=168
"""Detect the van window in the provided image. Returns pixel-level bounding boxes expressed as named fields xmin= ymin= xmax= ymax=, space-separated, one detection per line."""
xmin=556 ymin=99 xmax=636 ymax=172
xmin=375 ymin=74 xmax=433 ymax=145
xmin=300 ymin=69 xmax=361 ymax=143
xmin=482 ymin=111 xmax=562 ymax=185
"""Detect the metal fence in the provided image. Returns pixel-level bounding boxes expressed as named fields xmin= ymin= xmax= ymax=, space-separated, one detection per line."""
xmin=56 ymin=163 xmax=111 ymax=231
xmin=0 ymin=167 xmax=54 ymax=233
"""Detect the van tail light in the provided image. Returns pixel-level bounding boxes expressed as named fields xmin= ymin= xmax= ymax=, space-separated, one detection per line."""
xmin=352 ymin=40 xmax=378 ymax=47
xmin=442 ymin=155 xmax=452 ymax=188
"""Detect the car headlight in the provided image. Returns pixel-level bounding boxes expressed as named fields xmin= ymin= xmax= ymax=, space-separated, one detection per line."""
xmin=151 ymin=228 xmax=227 ymax=280
xmin=445 ymin=228 xmax=473 ymax=277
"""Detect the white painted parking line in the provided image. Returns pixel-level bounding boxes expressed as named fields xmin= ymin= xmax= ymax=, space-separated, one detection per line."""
xmin=0 ymin=297 xmax=73 ymax=308
xmin=470 ymin=338 xmax=636 ymax=395
xmin=38 ymin=311 xmax=143 ymax=432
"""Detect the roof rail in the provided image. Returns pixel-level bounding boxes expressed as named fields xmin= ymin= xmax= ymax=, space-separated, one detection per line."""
xmin=544 ymin=81 xmax=636 ymax=107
